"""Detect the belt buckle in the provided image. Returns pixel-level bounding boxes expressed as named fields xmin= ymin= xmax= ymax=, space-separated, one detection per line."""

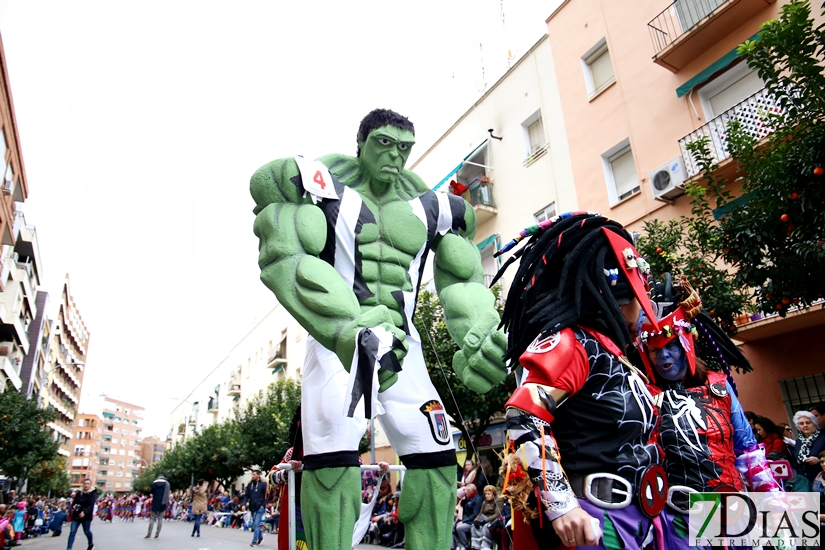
xmin=583 ymin=473 xmax=632 ymax=509
xmin=666 ymin=485 xmax=697 ymax=514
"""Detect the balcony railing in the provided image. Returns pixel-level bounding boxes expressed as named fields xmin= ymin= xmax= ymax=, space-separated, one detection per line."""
xmin=463 ymin=183 xmax=495 ymax=209
xmin=678 ymin=88 xmax=782 ymax=178
xmin=649 ymin=0 xmax=727 ymax=55
xmin=227 ymin=383 xmax=241 ymax=396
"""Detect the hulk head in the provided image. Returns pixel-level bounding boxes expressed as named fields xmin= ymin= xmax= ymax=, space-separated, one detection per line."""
xmin=357 ymin=109 xmax=416 ymax=186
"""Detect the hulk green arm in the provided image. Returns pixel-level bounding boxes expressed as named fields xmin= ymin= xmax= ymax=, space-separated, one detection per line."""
xmin=250 ymin=157 xmax=406 ymax=375
xmin=432 ymin=203 xmax=507 ymax=393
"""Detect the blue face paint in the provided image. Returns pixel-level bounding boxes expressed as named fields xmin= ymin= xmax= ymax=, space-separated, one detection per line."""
xmin=651 ymin=340 xmax=688 ymax=381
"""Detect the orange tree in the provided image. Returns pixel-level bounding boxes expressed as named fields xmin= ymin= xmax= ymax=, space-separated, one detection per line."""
xmin=640 ymin=0 xmax=825 ymax=327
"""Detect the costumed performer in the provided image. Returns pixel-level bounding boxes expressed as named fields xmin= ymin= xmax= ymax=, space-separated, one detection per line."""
xmin=638 ymin=274 xmax=781 ymax=550
xmin=250 ymin=108 xmax=508 ymax=550
xmin=493 ymin=212 xmax=667 ymax=549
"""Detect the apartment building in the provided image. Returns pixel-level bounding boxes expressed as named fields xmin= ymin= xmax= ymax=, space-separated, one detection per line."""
xmin=543 ymin=0 xmax=825 ymax=422
xmin=0 ymin=32 xmax=32 ymax=394
xmin=67 ymin=414 xmax=102 ymax=490
xmin=171 ymin=303 xmax=306 ymax=442
xmin=19 ymin=290 xmax=50 ymax=401
xmin=100 ymin=397 xmax=144 ymax=494
xmin=411 ymin=34 xmax=577 ymax=295
xmin=138 ymin=436 xmax=167 ymax=467
xmin=43 ymin=276 xmax=89 ymax=457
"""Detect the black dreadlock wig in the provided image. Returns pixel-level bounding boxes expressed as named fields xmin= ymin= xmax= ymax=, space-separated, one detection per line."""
xmin=356 ymin=109 xmax=415 ymax=157
xmin=495 ymin=213 xmax=638 ymax=365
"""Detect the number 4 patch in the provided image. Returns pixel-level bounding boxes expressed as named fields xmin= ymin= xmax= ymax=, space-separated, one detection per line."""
xmin=294 ymin=155 xmax=339 ymax=203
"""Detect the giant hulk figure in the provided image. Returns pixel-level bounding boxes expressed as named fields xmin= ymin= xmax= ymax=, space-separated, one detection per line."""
xmin=250 ymin=109 xmax=507 ymax=550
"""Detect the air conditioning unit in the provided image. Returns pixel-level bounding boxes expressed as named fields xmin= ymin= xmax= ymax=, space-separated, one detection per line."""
xmin=648 ymin=157 xmax=687 ymax=201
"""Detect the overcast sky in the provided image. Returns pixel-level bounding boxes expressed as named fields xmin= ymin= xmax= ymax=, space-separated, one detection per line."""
xmin=0 ymin=1 xmax=556 ymax=436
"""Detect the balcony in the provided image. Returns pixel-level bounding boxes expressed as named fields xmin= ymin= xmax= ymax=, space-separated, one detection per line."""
xmin=0 ymin=300 xmax=30 ymax=355
xmin=649 ymin=0 xmax=776 ymax=72
xmin=187 ymin=415 xmax=197 ymax=426
xmin=460 ymin=182 xmax=497 ymax=225
xmin=227 ymin=383 xmax=241 ymax=397
xmin=207 ymin=397 xmax=219 ymax=413
xmin=0 ymin=355 xmax=21 ymax=390
xmin=679 ymin=87 xmax=781 ymax=178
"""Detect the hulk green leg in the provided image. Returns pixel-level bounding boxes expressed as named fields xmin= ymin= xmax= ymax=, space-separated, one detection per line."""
xmin=302 ymin=467 xmax=361 ymax=550
xmin=397 ymin=465 xmax=455 ymax=550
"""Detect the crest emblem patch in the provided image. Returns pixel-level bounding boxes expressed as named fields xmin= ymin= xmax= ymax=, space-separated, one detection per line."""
xmin=526 ymin=332 xmax=562 ymax=354
xmin=420 ymin=400 xmax=451 ymax=446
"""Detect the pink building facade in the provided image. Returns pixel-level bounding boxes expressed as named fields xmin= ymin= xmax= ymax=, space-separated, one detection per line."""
xmin=545 ymin=0 xmax=824 ymax=426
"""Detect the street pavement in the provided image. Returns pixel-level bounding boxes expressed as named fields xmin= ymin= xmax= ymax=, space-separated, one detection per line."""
xmin=17 ymin=519 xmax=387 ymax=550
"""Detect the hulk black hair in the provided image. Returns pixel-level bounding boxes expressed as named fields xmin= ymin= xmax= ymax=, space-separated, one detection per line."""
xmin=495 ymin=213 xmax=636 ymax=365
xmin=356 ymin=108 xmax=415 ymax=157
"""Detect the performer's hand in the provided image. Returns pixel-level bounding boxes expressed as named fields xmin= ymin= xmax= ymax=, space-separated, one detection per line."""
xmin=377 ymin=462 xmax=390 ymax=473
xmin=336 ymin=305 xmax=408 ymax=391
xmin=552 ymin=508 xmax=600 ymax=547
xmin=452 ymin=311 xmax=507 ymax=393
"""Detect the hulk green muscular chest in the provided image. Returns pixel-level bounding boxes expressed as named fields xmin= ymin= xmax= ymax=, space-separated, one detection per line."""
xmin=356 ymin=198 xmax=428 ymax=328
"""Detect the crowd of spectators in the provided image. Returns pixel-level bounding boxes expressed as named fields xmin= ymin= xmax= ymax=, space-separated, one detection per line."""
xmin=0 ymin=474 xmax=285 ymax=548
xmin=743 ymin=400 xmax=825 ymax=531
xmin=0 ymin=401 xmax=821 ymax=549
xmin=0 ymin=492 xmax=72 ymax=546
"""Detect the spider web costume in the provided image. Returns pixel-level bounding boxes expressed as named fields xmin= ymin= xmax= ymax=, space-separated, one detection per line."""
xmin=639 ymin=276 xmax=781 ymax=550
xmin=493 ymin=213 xmax=668 ymax=550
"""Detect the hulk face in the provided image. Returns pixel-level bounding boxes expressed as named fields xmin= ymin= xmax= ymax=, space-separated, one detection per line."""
xmin=359 ymin=125 xmax=415 ymax=185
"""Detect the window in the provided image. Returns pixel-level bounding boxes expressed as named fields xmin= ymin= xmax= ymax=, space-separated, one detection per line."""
xmin=698 ymin=62 xmax=765 ymax=120
xmin=101 ymin=446 xmax=110 ymax=454
xmin=119 ymin=449 xmax=125 ymax=455
xmin=582 ymin=39 xmax=615 ymax=98
xmin=0 ymin=129 xmax=6 ymax=172
xmin=99 ymin=469 xmax=108 ymax=477
xmin=779 ymin=373 xmax=825 ymax=432
xmin=116 ymin=471 xmax=123 ymax=477
xmin=534 ymin=203 xmax=557 ymax=223
xmin=106 ymin=482 xmax=112 ymax=488
xmin=477 ymin=236 xmax=499 ymax=289
xmin=520 ymin=110 xmax=548 ymax=162
xmin=115 ymin=482 xmax=121 ymax=488
xmin=601 ymin=139 xmax=640 ymax=204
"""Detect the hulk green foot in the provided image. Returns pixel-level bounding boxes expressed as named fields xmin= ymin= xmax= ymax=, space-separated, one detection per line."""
xmin=397 ymin=465 xmax=456 ymax=550
xmin=302 ymin=466 xmax=361 ymax=550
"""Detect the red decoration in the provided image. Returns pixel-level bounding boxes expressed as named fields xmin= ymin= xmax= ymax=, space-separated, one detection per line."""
xmin=790 ymin=192 xmax=799 ymax=200
xmin=780 ymin=214 xmax=790 ymax=223
xmin=449 ymin=180 xmax=469 ymax=195
xmin=814 ymin=166 xmax=824 ymax=176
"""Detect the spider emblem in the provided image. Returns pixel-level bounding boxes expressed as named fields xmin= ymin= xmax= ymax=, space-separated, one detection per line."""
xmin=664 ymin=391 xmax=706 ymax=453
